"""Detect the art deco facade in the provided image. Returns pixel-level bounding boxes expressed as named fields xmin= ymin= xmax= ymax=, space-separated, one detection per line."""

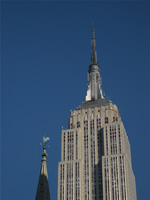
xmin=58 ymin=26 xmax=137 ymax=200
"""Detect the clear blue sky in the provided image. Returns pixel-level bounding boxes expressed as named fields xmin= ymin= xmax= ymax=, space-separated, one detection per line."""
xmin=1 ymin=1 xmax=150 ymax=200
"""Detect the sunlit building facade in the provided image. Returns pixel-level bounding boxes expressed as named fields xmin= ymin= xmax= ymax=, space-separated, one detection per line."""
xmin=58 ymin=26 xmax=137 ymax=200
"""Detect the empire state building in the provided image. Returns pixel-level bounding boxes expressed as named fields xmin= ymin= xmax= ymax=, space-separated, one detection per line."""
xmin=57 ymin=26 xmax=137 ymax=200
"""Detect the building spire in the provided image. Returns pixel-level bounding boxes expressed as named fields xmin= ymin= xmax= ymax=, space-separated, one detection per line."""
xmin=86 ymin=25 xmax=104 ymax=101
xmin=35 ymin=137 xmax=51 ymax=200
xmin=91 ymin=24 xmax=97 ymax=64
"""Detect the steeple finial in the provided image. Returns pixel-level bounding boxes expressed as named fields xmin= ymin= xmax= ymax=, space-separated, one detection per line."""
xmin=91 ymin=23 xmax=97 ymax=64
xmin=40 ymin=137 xmax=50 ymax=148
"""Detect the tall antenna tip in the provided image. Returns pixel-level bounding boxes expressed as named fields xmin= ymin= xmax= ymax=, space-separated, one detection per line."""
xmin=91 ymin=23 xmax=97 ymax=64
xmin=92 ymin=23 xmax=95 ymax=38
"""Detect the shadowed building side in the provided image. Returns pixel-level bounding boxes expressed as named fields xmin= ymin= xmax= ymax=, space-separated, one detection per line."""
xmin=35 ymin=147 xmax=50 ymax=200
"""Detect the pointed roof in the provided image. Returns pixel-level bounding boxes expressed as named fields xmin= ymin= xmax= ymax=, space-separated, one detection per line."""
xmin=35 ymin=147 xmax=50 ymax=200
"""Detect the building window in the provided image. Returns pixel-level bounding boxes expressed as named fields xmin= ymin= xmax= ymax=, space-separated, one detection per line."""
xmin=106 ymin=127 xmax=108 ymax=155
xmin=77 ymin=121 xmax=80 ymax=128
xmin=110 ymin=125 xmax=117 ymax=155
xmin=118 ymin=124 xmax=121 ymax=153
xmin=70 ymin=123 xmax=73 ymax=129
xmin=113 ymin=117 xmax=116 ymax=122
xmin=63 ymin=133 xmax=65 ymax=161
xmin=76 ymin=132 xmax=78 ymax=159
xmin=97 ymin=114 xmax=101 ymax=129
xmin=105 ymin=117 xmax=109 ymax=124
xmin=84 ymin=115 xmax=89 ymax=200
xmin=90 ymin=114 xmax=96 ymax=199
xmin=67 ymin=131 xmax=74 ymax=161
xmin=113 ymin=117 xmax=118 ymax=122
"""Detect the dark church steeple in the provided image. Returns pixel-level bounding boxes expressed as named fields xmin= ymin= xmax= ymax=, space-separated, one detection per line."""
xmin=35 ymin=137 xmax=51 ymax=200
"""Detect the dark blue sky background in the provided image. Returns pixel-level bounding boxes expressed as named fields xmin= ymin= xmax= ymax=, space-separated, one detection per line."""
xmin=1 ymin=1 xmax=150 ymax=200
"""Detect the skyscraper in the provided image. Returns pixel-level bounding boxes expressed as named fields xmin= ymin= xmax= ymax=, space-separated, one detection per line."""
xmin=58 ymin=26 xmax=137 ymax=200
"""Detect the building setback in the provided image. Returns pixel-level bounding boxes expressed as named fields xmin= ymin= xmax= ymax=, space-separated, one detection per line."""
xmin=57 ymin=26 xmax=137 ymax=200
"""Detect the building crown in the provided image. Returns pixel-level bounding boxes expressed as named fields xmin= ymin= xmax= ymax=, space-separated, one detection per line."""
xmin=86 ymin=25 xmax=104 ymax=101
